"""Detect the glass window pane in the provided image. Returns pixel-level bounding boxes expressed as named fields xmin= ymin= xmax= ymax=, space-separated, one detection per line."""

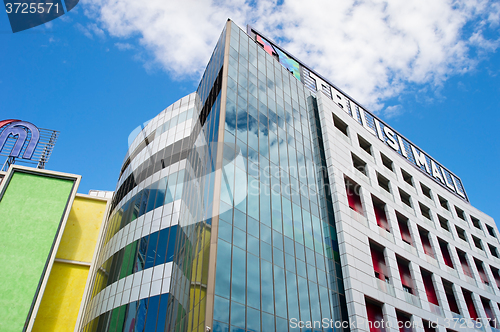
xmin=231 ymin=246 xmax=246 ymax=304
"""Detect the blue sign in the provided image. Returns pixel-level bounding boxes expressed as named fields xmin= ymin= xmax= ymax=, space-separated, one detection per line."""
xmin=0 ymin=119 xmax=39 ymax=159
xmin=0 ymin=119 xmax=59 ymax=171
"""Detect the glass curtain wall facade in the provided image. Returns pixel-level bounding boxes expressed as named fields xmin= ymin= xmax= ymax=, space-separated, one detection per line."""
xmin=79 ymin=20 xmax=349 ymax=332
xmin=167 ymin=21 xmax=349 ymax=332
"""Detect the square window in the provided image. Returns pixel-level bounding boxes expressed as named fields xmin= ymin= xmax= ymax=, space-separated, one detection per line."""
xmin=471 ymin=216 xmax=481 ymax=230
xmin=397 ymin=213 xmax=413 ymax=245
xmin=456 ymin=250 xmax=474 ymax=280
xmin=486 ymin=225 xmax=497 ymax=238
xmin=423 ymin=321 xmax=436 ymax=332
xmin=358 ymin=135 xmax=372 ymax=155
xmin=420 ymin=183 xmax=433 ymax=200
xmin=438 ymin=195 xmax=449 ymax=210
xmin=370 ymin=242 xmax=389 ymax=280
xmin=381 ymin=153 xmax=394 ymax=171
xmin=420 ymin=269 xmax=439 ymax=306
xmin=472 ymin=235 xmax=483 ymax=251
xmin=399 ymin=188 xmax=412 ymax=207
xmin=396 ymin=311 xmax=412 ymax=332
xmin=352 ymin=153 xmax=367 ymax=176
xmin=419 ymin=227 xmax=435 ymax=258
xmin=488 ymin=244 xmax=499 ymax=258
xmin=474 ymin=259 xmax=489 ymax=286
xmin=401 ymin=169 xmax=414 ymax=187
xmin=365 ymin=298 xmax=385 ymax=328
xmin=455 ymin=206 xmax=466 ymax=221
xmin=377 ymin=173 xmax=391 ymax=193
xmin=442 ymin=279 xmax=460 ymax=315
xmin=345 ymin=177 xmax=363 ymax=215
xmin=438 ymin=215 xmax=450 ymax=232
xmin=455 ymin=226 xmax=467 ymax=242
xmin=419 ymin=203 xmax=432 ymax=220
xmin=332 ymin=113 xmax=348 ymax=136
xmin=372 ymin=196 xmax=390 ymax=232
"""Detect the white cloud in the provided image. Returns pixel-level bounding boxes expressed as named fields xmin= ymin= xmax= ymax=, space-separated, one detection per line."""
xmin=115 ymin=42 xmax=134 ymax=50
xmin=75 ymin=22 xmax=93 ymax=39
xmin=88 ymin=23 xmax=105 ymax=38
xmin=469 ymin=31 xmax=500 ymax=52
xmin=488 ymin=2 xmax=500 ymax=25
xmin=382 ymin=105 xmax=404 ymax=119
xmin=75 ymin=22 xmax=106 ymax=39
xmin=81 ymin=0 xmax=500 ymax=113
xmin=59 ymin=14 xmax=73 ymax=22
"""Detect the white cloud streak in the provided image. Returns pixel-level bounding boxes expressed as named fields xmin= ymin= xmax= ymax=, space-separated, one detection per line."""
xmin=383 ymin=105 xmax=404 ymax=119
xmin=75 ymin=22 xmax=105 ymax=39
xmin=115 ymin=42 xmax=134 ymax=50
xmin=81 ymin=0 xmax=500 ymax=113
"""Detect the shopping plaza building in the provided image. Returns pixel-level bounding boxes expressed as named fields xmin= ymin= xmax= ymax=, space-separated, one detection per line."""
xmin=72 ymin=20 xmax=500 ymax=332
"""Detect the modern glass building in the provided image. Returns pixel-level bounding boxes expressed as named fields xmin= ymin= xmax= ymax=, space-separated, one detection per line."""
xmin=78 ymin=19 xmax=500 ymax=332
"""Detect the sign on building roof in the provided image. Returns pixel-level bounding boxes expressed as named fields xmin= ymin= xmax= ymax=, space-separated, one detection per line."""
xmin=0 ymin=119 xmax=59 ymax=171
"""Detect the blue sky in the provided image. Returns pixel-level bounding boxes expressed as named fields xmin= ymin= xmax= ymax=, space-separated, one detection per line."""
xmin=1 ymin=1 xmax=499 ymax=224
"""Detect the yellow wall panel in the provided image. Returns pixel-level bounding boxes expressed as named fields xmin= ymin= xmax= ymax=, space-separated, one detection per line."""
xmin=33 ymin=194 xmax=109 ymax=331
xmin=32 ymin=262 xmax=88 ymax=332
xmin=56 ymin=196 xmax=107 ymax=263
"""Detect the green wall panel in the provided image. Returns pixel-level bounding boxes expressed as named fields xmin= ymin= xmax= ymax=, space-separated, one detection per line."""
xmin=0 ymin=171 xmax=75 ymax=332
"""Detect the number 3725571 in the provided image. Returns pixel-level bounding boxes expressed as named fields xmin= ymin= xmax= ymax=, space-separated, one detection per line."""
xmin=5 ymin=3 xmax=59 ymax=14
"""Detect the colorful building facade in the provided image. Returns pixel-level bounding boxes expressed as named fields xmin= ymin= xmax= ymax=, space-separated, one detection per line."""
xmin=0 ymin=165 xmax=110 ymax=332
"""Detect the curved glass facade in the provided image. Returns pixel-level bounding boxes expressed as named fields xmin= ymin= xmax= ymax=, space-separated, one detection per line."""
xmin=79 ymin=88 xmax=198 ymax=332
xmin=79 ymin=20 xmax=348 ymax=332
